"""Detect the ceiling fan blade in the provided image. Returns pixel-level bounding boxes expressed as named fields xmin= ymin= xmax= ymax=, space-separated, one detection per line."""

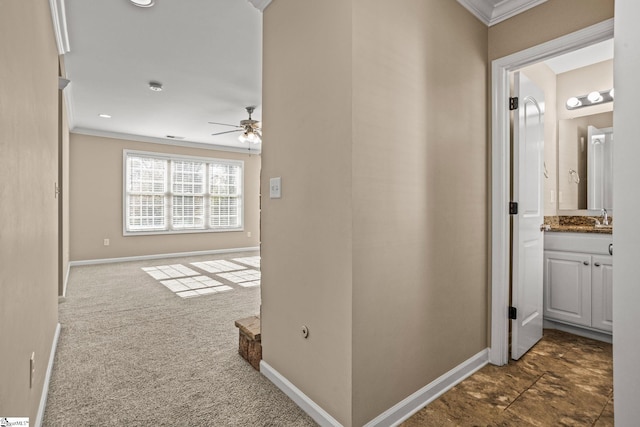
xmin=208 ymin=121 xmax=243 ymax=128
xmin=211 ymin=129 xmax=242 ymax=136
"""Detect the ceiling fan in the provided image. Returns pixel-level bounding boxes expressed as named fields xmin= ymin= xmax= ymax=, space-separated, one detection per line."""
xmin=209 ymin=106 xmax=262 ymax=144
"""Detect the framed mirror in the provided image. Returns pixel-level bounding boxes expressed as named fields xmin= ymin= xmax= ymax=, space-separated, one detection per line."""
xmin=557 ymin=111 xmax=613 ymax=212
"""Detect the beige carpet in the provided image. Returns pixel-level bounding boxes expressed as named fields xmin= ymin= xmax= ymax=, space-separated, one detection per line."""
xmin=43 ymin=251 xmax=317 ymax=426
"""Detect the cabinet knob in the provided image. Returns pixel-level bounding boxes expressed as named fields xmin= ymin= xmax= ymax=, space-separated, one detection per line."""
xmin=609 ymin=244 xmax=613 ymax=256
xmin=583 ymin=261 xmax=590 ymax=266
xmin=595 ymin=262 xmax=601 ymax=267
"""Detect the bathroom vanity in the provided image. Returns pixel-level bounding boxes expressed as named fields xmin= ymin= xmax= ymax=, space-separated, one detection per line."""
xmin=543 ymin=227 xmax=613 ymax=341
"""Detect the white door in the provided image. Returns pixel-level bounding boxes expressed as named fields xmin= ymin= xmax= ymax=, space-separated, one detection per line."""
xmin=511 ymin=72 xmax=545 ymax=360
xmin=587 ymin=125 xmax=614 ymax=210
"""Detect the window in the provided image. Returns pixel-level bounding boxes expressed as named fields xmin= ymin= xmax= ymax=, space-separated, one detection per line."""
xmin=124 ymin=151 xmax=243 ymax=234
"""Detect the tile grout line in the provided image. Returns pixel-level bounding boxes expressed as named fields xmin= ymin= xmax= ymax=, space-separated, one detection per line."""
xmin=591 ymin=391 xmax=614 ymax=427
xmin=502 ymin=372 xmax=546 ymax=413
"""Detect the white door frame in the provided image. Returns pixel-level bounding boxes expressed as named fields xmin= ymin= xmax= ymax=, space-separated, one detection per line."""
xmin=489 ymin=18 xmax=614 ymax=366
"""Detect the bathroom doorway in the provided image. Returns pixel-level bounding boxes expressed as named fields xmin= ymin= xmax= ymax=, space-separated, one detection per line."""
xmin=489 ymin=19 xmax=615 ymax=365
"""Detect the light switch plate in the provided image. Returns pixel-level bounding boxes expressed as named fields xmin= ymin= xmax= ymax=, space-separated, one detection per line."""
xmin=270 ymin=177 xmax=281 ymax=199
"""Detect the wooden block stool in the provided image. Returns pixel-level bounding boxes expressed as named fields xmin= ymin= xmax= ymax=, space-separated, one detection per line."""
xmin=234 ymin=315 xmax=262 ymax=370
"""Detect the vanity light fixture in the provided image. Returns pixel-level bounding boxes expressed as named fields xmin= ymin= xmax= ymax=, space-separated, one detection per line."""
xmin=566 ymin=88 xmax=614 ymax=110
xmin=130 ymin=0 xmax=155 ymax=7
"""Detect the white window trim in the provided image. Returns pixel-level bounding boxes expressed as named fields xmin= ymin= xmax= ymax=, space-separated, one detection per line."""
xmin=123 ymin=149 xmax=244 ymax=236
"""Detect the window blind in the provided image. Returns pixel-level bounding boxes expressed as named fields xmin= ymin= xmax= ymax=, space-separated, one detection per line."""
xmin=124 ymin=151 xmax=243 ymax=234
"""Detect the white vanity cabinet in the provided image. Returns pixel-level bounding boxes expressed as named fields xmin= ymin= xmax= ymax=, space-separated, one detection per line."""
xmin=543 ymin=233 xmax=613 ymax=334
xmin=543 ymin=251 xmax=592 ymax=327
xmin=591 ymin=255 xmax=613 ymax=332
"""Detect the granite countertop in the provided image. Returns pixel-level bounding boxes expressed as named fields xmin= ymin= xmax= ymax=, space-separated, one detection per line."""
xmin=544 ymin=216 xmax=613 ymax=235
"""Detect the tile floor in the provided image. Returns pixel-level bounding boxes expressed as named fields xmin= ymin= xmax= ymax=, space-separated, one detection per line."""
xmin=142 ymin=255 xmax=261 ymax=298
xmin=402 ymin=329 xmax=613 ymax=426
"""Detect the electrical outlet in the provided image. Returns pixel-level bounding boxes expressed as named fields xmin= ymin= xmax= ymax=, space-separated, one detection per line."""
xmin=104 ymin=238 xmax=110 ymax=246
xmin=30 ymin=352 xmax=35 ymax=388
xmin=247 ymin=231 xmax=252 ymax=238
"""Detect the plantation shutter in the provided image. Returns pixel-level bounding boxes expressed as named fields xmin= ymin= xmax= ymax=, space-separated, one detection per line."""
xmin=125 ymin=155 xmax=168 ymax=231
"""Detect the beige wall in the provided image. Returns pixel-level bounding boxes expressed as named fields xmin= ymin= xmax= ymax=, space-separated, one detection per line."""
xmin=262 ymin=0 xmax=354 ymax=423
xmin=69 ymin=133 xmax=260 ymax=261
xmin=351 ymin=1 xmax=487 ymax=425
xmin=263 ymin=1 xmax=486 ymax=425
xmin=488 ymin=0 xmax=614 ymax=62
xmin=0 ymin=0 xmax=60 ymax=421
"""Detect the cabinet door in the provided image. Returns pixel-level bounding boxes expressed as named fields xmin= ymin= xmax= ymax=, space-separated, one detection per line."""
xmin=592 ymin=255 xmax=613 ymax=332
xmin=543 ymin=251 xmax=591 ymax=326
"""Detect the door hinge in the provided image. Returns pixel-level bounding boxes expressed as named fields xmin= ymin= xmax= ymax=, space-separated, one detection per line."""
xmin=509 ymin=97 xmax=519 ymax=110
xmin=509 ymin=202 xmax=518 ymax=215
xmin=508 ymin=306 xmax=517 ymax=320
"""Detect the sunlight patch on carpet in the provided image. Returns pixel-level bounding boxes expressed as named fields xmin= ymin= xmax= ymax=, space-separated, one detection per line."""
xmin=217 ymin=269 xmax=261 ymax=285
xmin=142 ymin=264 xmax=199 ymax=280
xmin=190 ymin=260 xmax=246 ymax=273
xmin=232 ymin=256 xmax=261 ymax=268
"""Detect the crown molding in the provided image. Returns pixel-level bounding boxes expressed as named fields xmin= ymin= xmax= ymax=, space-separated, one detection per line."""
xmin=247 ymin=0 xmax=272 ymax=12
xmin=71 ymin=127 xmax=262 ymax=155
xmin=49 ymin=0 xmax=70 ymax=54
xmin=456 ymin=0 xmax=548 ymax=27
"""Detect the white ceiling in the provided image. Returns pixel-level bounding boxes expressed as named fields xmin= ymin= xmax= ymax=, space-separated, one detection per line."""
xmin=544 ymin=39 xmax=614 ymax=75
xmin=60 ymin=0 xmax=263 ymax=152
xmin=56 ymin=0 xmax=599 ymax=154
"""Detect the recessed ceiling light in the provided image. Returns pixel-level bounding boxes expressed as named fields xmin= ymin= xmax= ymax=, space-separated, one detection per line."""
xmin=149 ymin=81 xmax=163 ymax=92
xmin=130 ymin=0 xmax=155 ymax=7
xmin=99 ymin=114 xmax=112 ymax=118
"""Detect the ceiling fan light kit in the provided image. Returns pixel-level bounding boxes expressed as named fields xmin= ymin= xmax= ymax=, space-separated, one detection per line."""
xmin=209 ymin=106 xmax=262 ymax=144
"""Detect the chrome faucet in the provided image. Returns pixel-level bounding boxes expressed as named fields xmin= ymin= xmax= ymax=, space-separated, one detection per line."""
xmin=601 ymin=208 xmax=609 ymax=226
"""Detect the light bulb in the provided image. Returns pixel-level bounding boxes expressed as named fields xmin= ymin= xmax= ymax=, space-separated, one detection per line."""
xmin=246 ymin=132 xmax=258 ymax=143
xmin=588 ymin=91 xmax=603 ymax=103
xmin=238 ymin=132 xmax=249 ymax=143
xmin=566 ymin=97 xmax=581 ymax=109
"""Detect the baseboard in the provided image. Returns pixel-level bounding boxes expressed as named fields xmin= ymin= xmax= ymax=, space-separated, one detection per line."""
xmin=35 ymin=322 xmax=61 ymax=427
xmin=364 ymin=348 xmax=489 ymax=426
xmin=62 ymin=264 xmax=70 ymax=297
xmin=68 ymin=246 xmax=260 ymax=267
xmin=544 ymin=319 xmax=612 ymax=344
xmin=260 ymin=361 xmax=344 ymax=427
xmin=261 ymin=349 xmax=489 ymax=427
